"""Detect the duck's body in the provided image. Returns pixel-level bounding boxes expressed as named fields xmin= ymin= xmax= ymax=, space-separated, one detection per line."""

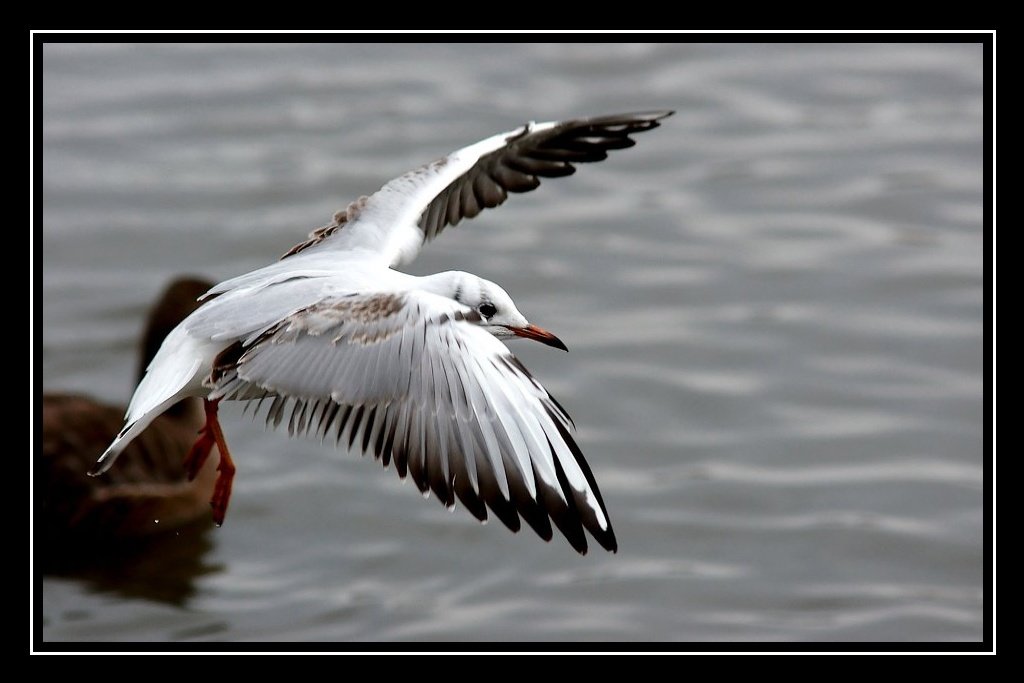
xmin=40 ymin=393 xmax=216 ymax=542
xmin=41 ymin=278 xmax=216 ymax=545
xmin=92 ymin=112 xmax=673 ymax=554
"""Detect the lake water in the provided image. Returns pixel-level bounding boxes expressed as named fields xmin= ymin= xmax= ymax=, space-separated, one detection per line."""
xmin=38 ymin=41 xmax=985 ymax=644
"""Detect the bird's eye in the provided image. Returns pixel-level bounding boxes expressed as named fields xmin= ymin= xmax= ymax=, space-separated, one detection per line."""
xmin=478 ymin=302 xmax=497 ymax=319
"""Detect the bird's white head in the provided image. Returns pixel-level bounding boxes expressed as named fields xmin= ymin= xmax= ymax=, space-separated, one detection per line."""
xmin=430 ymin=271 xmax=567 ymax=351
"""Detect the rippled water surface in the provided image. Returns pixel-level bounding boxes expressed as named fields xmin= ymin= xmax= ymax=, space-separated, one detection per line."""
xmin=39 ymin=42 xmax=985 ymax=643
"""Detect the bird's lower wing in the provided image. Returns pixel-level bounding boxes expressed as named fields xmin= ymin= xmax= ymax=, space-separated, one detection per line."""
xmin=209 ymin=289 xmax=616 ymax=554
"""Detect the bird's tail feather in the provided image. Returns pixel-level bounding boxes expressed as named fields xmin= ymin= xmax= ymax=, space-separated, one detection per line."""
xmin=91 ymin=328 xmax=208 ymax=476
xmin=89 ymin=395 xmax=183 ymax=476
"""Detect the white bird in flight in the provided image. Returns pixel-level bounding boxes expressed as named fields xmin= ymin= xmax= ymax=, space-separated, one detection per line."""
xmin=92 ymin=110 xmax=673 ymax=554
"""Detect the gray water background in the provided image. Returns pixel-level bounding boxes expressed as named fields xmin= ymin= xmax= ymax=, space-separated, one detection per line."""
xmin=39 ymin=42 xmax=985 ymax=643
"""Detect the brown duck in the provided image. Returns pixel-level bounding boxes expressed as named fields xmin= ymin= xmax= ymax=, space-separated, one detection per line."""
xmin=40 ymin=277 xmax=217 ymax=546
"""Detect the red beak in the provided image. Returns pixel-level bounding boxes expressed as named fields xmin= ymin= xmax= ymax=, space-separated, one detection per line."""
xmin=507 ymin=324 xmax=568 ymax=352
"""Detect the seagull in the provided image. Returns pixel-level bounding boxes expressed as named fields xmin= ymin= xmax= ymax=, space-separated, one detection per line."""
xmin=91 ymin=111 xmax=673 ymax=554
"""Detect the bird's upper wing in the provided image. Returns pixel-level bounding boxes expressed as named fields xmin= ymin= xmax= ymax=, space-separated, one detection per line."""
xmin=208 ymin=289 xmax=616 ymax=554
xmin=281 ymin=111 xmax=673 ymax=267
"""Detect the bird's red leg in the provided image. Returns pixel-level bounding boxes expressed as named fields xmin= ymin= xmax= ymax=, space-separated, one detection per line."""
xmin=184 ymin=398 xmax=237 ymax=526
xmin=183 ymin=409 xmax=216 ymax=481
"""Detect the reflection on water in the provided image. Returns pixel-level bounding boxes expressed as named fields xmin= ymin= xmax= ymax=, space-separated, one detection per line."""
xmin=39 ymin=42 xmax=984 ymax=643
xmin=44 ymin=523 xmax=221 ymax=608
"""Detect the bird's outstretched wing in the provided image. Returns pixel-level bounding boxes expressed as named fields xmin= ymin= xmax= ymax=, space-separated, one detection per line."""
xmin=282 ymin=111 xmax=673 ymax=267
xmin=209 ymin=290 xmax=617 ymax=554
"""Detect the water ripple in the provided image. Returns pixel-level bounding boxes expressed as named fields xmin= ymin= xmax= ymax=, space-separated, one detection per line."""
xmin=40 ymin=42 xmax=984 ymax=643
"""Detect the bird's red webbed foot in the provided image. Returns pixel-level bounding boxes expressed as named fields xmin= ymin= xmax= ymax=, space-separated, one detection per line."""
xmin=184 ymin=398 xmax=237 ymax=526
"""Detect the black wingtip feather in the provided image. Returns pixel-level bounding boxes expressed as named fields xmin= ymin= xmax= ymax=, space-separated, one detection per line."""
xmin=535 ymin=458 xmax=589 ymax=555
xmin=391 ymin=418 xmax=409 ymax=478
xmin=476 ymin=461 xmax=521 ymax=534
xmin=347 ymin=405 xmax=366 ymax=450
xmin=427 ymin=454 xmax=455 ymax=508
xmin=381 ymin=410 xmax=398 ymax=468
xmin=549 ymin=418 xmax=618 ymax=553
xmin=420 ymin=109 xmax=672 ymax=241
xmin=507 ymin=473 xmax=554 ymax=544
xmin=453 ymin=471 xmax=488 ymax=522
xmin=361 ymin=406 xmax=378 ymax=453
